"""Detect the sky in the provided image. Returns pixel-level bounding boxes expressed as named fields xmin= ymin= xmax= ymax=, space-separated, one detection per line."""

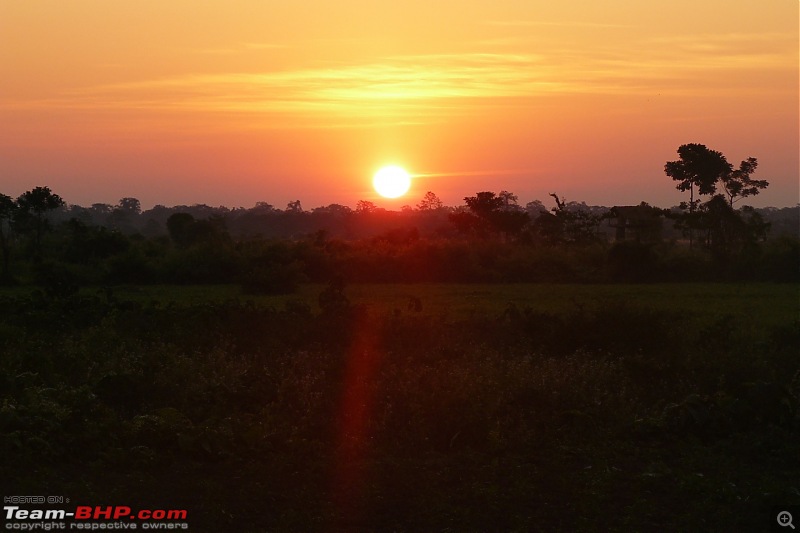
xmin=0 ymin=0 xmax=797 ymax=210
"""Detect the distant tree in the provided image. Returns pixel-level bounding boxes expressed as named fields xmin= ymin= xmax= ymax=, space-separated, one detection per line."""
xmin=312 ymin=204 xmax=352 ymax=216
xmin=525 ymin=200 xmax=547 ymax=219
xmin=166 ymin=212 xmax=196 ymax=248
xmin=721 ymin=157 xmax=768 ymax=207
xmin=91 ymin=203 xmax=113 ymax=213
xmin=498 ymin=190 xmax=521 ymax=210
xmin=417 ymin=191 xmax=443 ymax=211
xmin=15 ymin=186 xmax=65 ymax=260
xmin=355 ymin=200 xmax=377 ymax=214
xmin=464 ymin=191 xmax=504 ymax=217
xmin=454 ymin=191 xmax=529 ymax=239
xmin=64 ymin=204 xmax=92 ymax=225
xmin=63 ymin=219 xmax=130 ymax=265
xmin=118 ymin=197 xmax=142 ymax=215
xmin=286 ymin=200 xmax=303 ymax=213
xmin=533 ymin=193 xmax=600 ymax=245
xmin=86 ymin=203 xmax=111 ymax=223
xmin=165 ymin=211 xmax=229 ymax=248
xmin=106 ymin=198 xmax=141 ymax=233
xmin=0 ymin=194 xmax=16 ymax=281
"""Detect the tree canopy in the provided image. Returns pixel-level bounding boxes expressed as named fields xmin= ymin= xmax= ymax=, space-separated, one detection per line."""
xmin=721 ymin=157 xmax=768 ymax=207
xmin=664 ymin=143 xmax=730 ymax=208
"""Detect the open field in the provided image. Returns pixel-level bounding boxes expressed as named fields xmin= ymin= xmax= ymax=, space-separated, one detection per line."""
xmin=30 ymin=281 xmax=796 ymax=325
xmin=1 ymin=282 xmax=798 ymax=531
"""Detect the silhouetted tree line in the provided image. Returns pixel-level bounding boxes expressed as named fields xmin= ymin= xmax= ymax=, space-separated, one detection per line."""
xmin=1 ymin=146 xmax=797 ymax=289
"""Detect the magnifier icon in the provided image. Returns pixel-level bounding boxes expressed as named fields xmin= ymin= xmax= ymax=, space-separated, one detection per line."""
xmin=778 ymin=511 xmax=795 ymax=529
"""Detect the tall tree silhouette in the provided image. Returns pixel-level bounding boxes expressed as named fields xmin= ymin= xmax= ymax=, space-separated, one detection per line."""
xmin=15 ymin=186 xmax=65 ymax=260
xmin=665 ymin=144 xmax=731 ymax=248
xmin=665 ymin=144 xmax=730 ymax=207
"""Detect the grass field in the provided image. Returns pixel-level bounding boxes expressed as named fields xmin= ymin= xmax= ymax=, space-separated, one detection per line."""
xmin=76 ymin=281 xmax=799 ymax=325
xmin=1 ymin=282 xmax=798 ymax=531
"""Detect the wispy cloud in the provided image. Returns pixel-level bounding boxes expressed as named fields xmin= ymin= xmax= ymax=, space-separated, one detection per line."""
xmin=485 ymin=20 xmax=636 ymax=29
xmin=648 ymin=32 xmax=797 ymax=57
xmin=33 ymin=53 xmax=564 ymax=121
xmin=3 ymin=32 xmax=794 ymax=129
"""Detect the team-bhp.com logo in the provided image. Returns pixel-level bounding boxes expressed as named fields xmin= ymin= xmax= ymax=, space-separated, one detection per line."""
xmin=4 ymin=504 xmax=189 ymax=530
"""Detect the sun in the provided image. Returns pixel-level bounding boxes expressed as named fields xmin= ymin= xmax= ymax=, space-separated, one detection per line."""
xmin=373 ymin=165 xmax=411 ymax=198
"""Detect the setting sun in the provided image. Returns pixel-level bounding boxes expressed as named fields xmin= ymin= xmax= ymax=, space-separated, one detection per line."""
xmin=373 ymin=165 xmax=411 ymax=199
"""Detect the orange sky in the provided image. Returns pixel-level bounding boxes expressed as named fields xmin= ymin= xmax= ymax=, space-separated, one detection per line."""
xmin=1 ymin=0 xmax=797 ymax=209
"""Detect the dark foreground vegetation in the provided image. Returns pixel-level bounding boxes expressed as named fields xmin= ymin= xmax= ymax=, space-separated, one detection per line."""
xmin=1 ymin=282 xmax=798 ymax=531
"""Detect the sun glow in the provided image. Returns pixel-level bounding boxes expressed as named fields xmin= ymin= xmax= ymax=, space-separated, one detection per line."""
xmin=372 ymin=165 xmax=411 ymax=198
